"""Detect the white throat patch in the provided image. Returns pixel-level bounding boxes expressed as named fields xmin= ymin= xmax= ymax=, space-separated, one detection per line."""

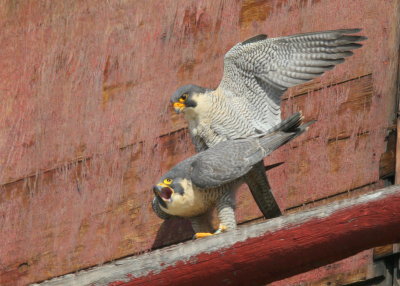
xmin=183 ymin=93 xmax=212 ymax=137
xmin=160 ymin=179 xmax=208 ymax=217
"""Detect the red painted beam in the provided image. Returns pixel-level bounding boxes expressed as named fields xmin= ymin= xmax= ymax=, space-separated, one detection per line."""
xmin=34 ymin=185 xmax=400 ymax=286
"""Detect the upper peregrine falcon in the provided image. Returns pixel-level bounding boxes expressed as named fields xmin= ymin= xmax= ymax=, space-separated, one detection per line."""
xmin=170 ymin=29 xmax=366 ymax=218
xmin=153 ymin=112 xmax=313 ymax=238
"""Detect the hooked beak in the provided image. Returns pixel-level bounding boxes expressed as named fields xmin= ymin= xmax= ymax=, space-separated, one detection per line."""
xmin=153 ymin=183 xmax=174 ymax=202
xmin=173 ymin=102 xmax=185 ymax=113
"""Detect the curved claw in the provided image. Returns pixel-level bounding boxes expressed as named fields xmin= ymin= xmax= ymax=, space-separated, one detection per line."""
xmin=214 ymin=224 xmax=227 ymax=235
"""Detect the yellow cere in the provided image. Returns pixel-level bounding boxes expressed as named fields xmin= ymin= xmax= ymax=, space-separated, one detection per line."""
xmin=173 ymin=102 xmax=185 ymax=108
xmin=163 ymin=178 xmax=173 ymax=185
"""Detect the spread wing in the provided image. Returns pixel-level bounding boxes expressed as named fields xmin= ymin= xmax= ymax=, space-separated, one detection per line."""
xmin=217 ymin=28 xmax=366 ymax=128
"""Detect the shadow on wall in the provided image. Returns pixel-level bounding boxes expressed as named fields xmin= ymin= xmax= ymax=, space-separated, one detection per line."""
xmin=152 ymin=218 xmax=194 ymax=249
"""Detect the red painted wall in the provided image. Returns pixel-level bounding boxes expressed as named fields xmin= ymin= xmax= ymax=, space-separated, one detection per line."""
xmin=0 ymin=0 xmax=398 ymax=285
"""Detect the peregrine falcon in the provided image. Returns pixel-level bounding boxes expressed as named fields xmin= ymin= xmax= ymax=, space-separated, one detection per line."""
xmin=170 ymin=29 xmax=366 ymax=219
xmin=153 ymin=112 xmax=314 ymax=238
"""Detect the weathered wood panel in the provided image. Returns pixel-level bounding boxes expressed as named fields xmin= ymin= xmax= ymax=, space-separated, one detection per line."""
xmin=270 ymin=250 xmax=374 ymax=286
xmin=0 ymin=0 xmax=399 ymax=285
xmin=0 ymin=0 xmax=396 ymax=184
xmin=272 ymin=243 xmax=400 ymax=286
xmin=267 ymin=75 xmax=391 ymax=208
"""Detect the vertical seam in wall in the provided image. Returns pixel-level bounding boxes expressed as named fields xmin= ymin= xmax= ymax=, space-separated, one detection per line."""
xmin=395 ymin=0 xmax=400 ymax=184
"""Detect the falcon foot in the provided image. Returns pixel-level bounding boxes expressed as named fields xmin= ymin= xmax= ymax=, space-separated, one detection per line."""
xmin=194 ymin=232 xmax=213 ymax=239
xmin=194 ymin=224 xmax=228 ymax=239
xmin=214 ymin=224 xmax=227 ymax=234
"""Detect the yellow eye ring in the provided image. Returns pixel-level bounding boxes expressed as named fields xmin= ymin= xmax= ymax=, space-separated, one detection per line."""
xmin=163 ymin=178 xmax=173 ymax=184
xmin=179 ymin=94 xmax=188 ymax=103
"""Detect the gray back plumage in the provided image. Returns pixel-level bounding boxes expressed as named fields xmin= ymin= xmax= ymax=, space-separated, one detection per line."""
xmin=169 ymin=112 xmax=312 ymax=189
xmin=161 ymin=158 xmax=195 ymax=182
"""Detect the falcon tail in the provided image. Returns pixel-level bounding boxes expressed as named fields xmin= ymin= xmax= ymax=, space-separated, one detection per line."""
xmin=266 ymin=111 xmax=303 ymax=133
xmin=245 ymin=112 xmax=314 ymax=219
xmin=258 ymin=112 xmax=315 ymax=155
xmin=245 ymin=161 xmax=282 ymax=219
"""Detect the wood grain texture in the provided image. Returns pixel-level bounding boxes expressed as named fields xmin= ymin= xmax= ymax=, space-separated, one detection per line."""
xmin=0 ymin=0 xmax=399 ymax=285
xmin=0 ymin=0 xmax=395 ymax=185
xmin=267 ymin=74 xmax=390 ymax=208
xmin=270 ymin=250 xmax=375 ymax=286
xmin=32 ymin=186 xmax=400 ymax=286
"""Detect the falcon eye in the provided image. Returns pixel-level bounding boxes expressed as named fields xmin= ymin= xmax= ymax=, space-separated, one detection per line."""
xmin=163 ymin=178 xmax=173 ymax=184
xmin=179 ymin=94 xmax=188 ymax=103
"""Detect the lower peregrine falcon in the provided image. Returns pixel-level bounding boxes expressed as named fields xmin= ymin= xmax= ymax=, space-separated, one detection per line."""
xmin=170 ymin=29 xmax=366 ymax=220
xmin=152 ymin=112 xmax=314 ymax=238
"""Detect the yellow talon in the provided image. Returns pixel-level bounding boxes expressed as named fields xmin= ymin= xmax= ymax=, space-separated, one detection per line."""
xmin=194 ymin=225 xmax=228 ymax=239
xmin=194 ymin=232 xmax=214 ymax=239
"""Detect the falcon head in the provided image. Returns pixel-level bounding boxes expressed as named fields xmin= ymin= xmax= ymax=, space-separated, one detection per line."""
xmin=153 ymin=177 xmax=185 ymax=208
xmin=153 ymin=173 xmax=203 ymax=217
xmin=170 ymin=84 xmax=209 ymax=114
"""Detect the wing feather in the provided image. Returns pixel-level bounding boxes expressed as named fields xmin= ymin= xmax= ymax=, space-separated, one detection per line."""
xmin=217 ymin=29 xmax=366 ymax=128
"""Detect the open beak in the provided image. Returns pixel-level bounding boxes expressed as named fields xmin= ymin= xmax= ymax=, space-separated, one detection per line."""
xmin=173 ymin=102 xmax=185 ymax=113
xmin=153 ymin=183 xmax=174 ymax=202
